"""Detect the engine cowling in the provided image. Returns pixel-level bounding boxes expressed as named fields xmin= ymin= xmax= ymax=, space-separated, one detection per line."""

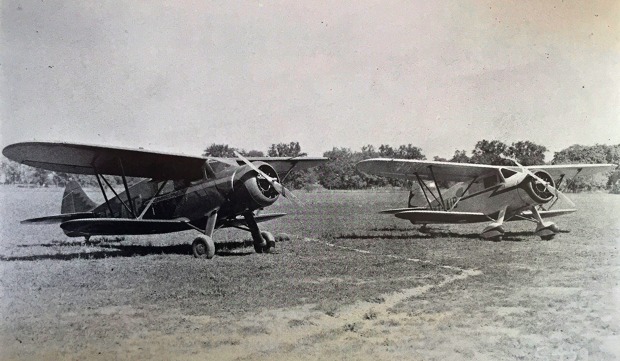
xmin=523 ymin=170 xmax=555 ymax=204
xmin=234 ymin=162 xmax=280 ymax=208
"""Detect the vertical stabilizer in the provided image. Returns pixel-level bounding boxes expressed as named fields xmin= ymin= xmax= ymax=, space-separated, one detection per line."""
xmin=61 ymin=181 xmax=97 ymax=214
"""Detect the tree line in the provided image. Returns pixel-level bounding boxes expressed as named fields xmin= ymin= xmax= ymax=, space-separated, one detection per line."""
xmin=2 ymin=140 xmax=619 ymax=193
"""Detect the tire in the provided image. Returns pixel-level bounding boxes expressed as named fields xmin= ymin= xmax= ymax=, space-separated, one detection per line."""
xmin=261 ymin=231 xmax=276 ymax=254
xmin=252 ymin=231 xmax=275 ymax=254
xmin=192 ymin=236 xmax=215 ymax=259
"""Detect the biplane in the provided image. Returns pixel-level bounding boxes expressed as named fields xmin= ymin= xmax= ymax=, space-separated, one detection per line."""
xmin=3 ymin=142 xmax=327 ymax=258
xmin=356 ymin=158 xmax=616 ymax=240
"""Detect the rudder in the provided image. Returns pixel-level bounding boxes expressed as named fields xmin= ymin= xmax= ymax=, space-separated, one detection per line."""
xmin=61 ymin=181 xmax=97 ymax=214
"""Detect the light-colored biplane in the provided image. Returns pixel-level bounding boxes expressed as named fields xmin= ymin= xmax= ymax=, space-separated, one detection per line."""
xmin=356 ymin=158 xmax=616 ymax=240
xmin=3 ymin=142 xmax=327 ymax=258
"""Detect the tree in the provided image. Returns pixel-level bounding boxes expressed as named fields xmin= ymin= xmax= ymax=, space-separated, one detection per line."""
xmin=268 ymin=142 xmax=311 ymax=189
xmin=267 ymin=142 xmax=307 ymax=157
xmin=552 ymin=144 xmax=609 ymax=164
xmin=470 ymin=140 xmax=511 ymax=165
xmin=505 ymin=141 xmax=547 ymax=166
xmin=202 ymin=143 xmax=263 ymax=157
xmin=449 ymin=150 xmax=470 ymax=163
xmin=244 ymin=150 xmax=265 ymax=157
xmin=395 ymin=144 xmax=426 ymax=160
xmin=318 ymin=147 xmax=367 ymax=189
xmin=203 ymin=144 xmax=238 ymax=157
xmin=552 ymin=144 xmax=617 ymax=192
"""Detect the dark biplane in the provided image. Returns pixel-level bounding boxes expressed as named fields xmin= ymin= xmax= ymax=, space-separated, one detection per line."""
xmin=3 ymin=142 xmax=327 ymax=259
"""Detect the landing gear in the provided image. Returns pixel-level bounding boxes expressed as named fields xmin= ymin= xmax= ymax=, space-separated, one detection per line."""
xmin=252 ymin=231 xmax=276 ymax=254
xmin=530 ymin=206 xmax=559 ymax=240
xmin=192 ymin=236 xmax=215 ymax=259
xmin=192 ymin=209 xmax=218 ymax=259
xmin=245 ymin=211 xmax=276 ymax=254
xmin=481 ymin=207 xmax=506 ymax=241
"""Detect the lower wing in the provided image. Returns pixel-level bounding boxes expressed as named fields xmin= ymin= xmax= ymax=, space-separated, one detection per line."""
xmin=60 ymin=218 xmax=192 ymax=237
xmin=390 ymin=208 xmax=577 ymax=224
xmin=393 ymin=210 xmax=489 ymax=224
xmin=219 ymin=213 xmax=287 ymax=228
xmin=21 ymin=212 xmax=95 ymax=224
xmin=511 ymin=209 xmax=576 ymax=221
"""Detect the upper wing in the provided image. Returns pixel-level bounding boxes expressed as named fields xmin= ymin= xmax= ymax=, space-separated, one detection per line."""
xmin=524 ymin=164 xmax=617 ymax=179
xmin=356 ymin=159 xmax=500 ymax=182
xmin=237 ymin=157 xmax=328 ymax=176
xmin=3 ymin=142 xmax=328 ymax=181
xmin=3 ymin=142 xmax=206 ymax=180
xmin=356 ymin=159 xmax=617 ymax=182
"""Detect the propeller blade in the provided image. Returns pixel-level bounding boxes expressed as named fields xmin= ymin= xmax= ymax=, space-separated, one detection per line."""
xmin=233 ymin=151 xmax=299 ymax=204
xmin=507 ymin=157 xmax=575 ymax=207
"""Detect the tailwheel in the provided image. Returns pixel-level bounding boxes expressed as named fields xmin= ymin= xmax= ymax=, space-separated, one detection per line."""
xmin=252 ymin=231 xmax=276 ymax=254
xmin=192 ymin=236 xmax=215 ymax=259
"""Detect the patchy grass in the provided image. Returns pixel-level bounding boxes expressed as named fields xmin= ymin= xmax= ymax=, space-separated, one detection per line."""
xmin=0 ymin=186 xmax=618 ymax=360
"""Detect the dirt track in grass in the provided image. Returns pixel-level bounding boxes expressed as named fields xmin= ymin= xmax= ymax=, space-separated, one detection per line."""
xmin=1 ymin=186 xmax=618 ymax=360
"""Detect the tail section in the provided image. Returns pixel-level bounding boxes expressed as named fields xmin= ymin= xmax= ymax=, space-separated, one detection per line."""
xmin=61 ymin=181 xmax=97 ymax=214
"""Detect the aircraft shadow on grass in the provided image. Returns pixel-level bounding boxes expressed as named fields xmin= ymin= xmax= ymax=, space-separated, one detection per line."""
xmin=334 ymin=229 xmax=570 ymax=243
xmin=2 ymin=241 xmax=256 ymax=262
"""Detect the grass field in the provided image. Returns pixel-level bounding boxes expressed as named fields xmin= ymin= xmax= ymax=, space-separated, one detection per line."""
xmin=0 ymin=185 xmax=618 ymax=360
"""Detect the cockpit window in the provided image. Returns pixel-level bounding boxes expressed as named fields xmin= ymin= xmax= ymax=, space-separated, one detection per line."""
xmin=500 ymin=168 xmax=518 ymax=179
xmin=207 ymin=159 xmax=235 ymax=174
xmin=483 ymin=174 xmax=498 ymax=189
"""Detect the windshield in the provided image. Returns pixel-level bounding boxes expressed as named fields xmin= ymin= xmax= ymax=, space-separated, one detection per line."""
xmin=206 ymin=158 xmax=236 ymax=175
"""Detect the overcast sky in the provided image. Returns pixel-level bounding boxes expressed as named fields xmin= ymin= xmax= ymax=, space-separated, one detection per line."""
xmin=1 ymin=1 xmax=618 ymax=160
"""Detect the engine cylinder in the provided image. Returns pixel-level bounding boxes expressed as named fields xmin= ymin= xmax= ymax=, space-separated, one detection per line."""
xmin=523 ymin=170 xmax=555 ymax=204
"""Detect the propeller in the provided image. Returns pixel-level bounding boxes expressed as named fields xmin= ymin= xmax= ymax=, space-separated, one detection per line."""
xmin=234 ymin=151 xmax=300 ymax=205
xmin=507 ymin=157 xmax=575 ymax=207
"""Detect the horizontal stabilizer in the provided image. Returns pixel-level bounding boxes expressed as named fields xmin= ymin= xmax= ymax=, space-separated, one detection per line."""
xmin=394 ymin=210 xmax=488 ymax=224
xmin=21 ymin=212 xmax=95 ymax=225
xmin=60 ymin=218 xmax=192 ymax=237
xmin=221 ymin=213 xmax=287 ymax=228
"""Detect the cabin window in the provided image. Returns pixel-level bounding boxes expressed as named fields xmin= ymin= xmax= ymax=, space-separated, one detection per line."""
xmin=207 ymin=159 xmax=234 ymax=174
xmin=483 ymin=174 xmax=498 ymax=189
xmin=500 ymin=168 xmax=518 ymax=179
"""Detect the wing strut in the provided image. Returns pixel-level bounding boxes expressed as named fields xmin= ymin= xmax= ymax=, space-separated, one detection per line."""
xmin=279 ymin=159 xmax=300 ymax=182
xmin=448 ymin=176 xmax=478 ymax=211
xmin=97 ymin=173 xmax=136 ymax=218
xmin=427 ymin=166 xmax=446 ymax=211
xmin=117 ymin=158 xmax=137 ymax=217
xmin=414 ymin=173 xmax=434 ymax=209
xmin=138 ymin=181 xmax=169 ymax=219
xmin=95 ymin=173 xmax=114 ymax=215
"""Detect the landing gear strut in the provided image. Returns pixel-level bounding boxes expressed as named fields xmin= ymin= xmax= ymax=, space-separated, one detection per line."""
xmin=530 ymin=206 xmax=559 ymax=240
xmin=481 ymin=206 xmax=506 ymax=241
xmin=244 ymin=211 xmax=275 ymax=254
xmin=192 ymin=209 xmax=218 ymax=259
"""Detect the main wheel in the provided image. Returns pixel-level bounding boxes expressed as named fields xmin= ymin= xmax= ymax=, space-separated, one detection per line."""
xmin=192 ymin=236 xmax=215 ymax=259
xmin=261 ymin=231 xmax=276 ymax=254
xmin=540 ymin=234 xmax=555 ymax=241
xmin=252 ymin=231 xmax=275 ymax=254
